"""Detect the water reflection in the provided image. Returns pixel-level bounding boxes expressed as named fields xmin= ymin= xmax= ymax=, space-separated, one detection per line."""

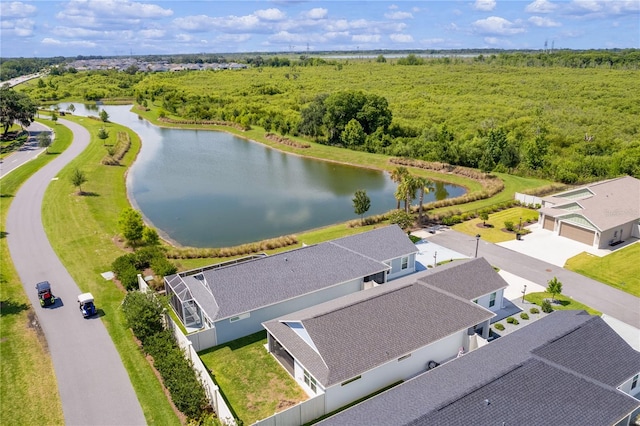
xmin=55 ymin=103 xmax=465 ymax=247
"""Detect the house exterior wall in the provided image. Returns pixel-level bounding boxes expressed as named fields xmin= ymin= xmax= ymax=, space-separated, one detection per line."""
xmin=213 ymin=278 xmax=364 ymax=347
xmin=599 ymin=220 xmax=638 ymax=248
xmin=387 ymin=253 xmax=416 ymax=280
xmin=474 ymin=289 xmax=505 ymax=312
xmin=323 ymin=330 xmax=467 ymax=413
xmin=618 ymin=373 xmax=640 ymax=398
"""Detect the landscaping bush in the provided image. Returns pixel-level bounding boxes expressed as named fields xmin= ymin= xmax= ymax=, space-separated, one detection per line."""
xmin=541 ymin=300 xmax=554 ymax=313
xmin=494 ymin=323 xmax=505 ymax=331
xmin=520 ymin=313 xmax=529 ymax=320
xmin=122 ymin=293 xmax=209 ymax=420
xmin=151 ymin=256 xmax=178 ymax=277
xmin=504 ymin=221 xmax=515 ymax=231
xmin=111 ymin=254 xmax=140 ymax=290
xmin=530 ymin=307 xmax=540 ymax=314
xmin=506 ymin=316 xmax=519 ymax=325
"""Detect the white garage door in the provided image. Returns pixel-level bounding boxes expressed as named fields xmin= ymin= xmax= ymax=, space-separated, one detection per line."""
xmin=559 ymin=222 xmax=595 ymax=246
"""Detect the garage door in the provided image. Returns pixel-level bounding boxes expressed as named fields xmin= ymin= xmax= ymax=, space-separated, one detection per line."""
xmin=559 ymin=222 xmax=595 ymax=245
xmin=543 ymin=216 xmax=555 ymax=231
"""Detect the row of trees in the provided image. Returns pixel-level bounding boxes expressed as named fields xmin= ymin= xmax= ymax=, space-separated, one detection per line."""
xmin=0 ymin=85 xmax=37 ymax=136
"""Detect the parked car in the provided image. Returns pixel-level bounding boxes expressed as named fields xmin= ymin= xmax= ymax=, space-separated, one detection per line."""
xmin=36 ymin=281 xmax=55 ymax=307
xmin=78 ymin=292 xmax=97 ymax=317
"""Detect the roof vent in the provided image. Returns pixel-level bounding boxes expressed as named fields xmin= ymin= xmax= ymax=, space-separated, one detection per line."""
xmin=484 ymin=399 xmax=490 ymax=406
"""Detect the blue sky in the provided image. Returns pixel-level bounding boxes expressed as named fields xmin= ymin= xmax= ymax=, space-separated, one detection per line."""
xmin=1 ymin=1 xmax=638 ymax=58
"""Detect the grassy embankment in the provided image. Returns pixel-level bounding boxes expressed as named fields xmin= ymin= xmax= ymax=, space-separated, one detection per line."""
xmin=36 ymin=115 xmax=180 ymax=424
xmin=0 ymin=119 xmax=68 ymax=425
xmin=564 ymin=245 xmax=640 ymax=298
xmin=452 ymin=207 xmax=540 ymax=243
xmin=524 ymin=292 xmax=601 ymax=316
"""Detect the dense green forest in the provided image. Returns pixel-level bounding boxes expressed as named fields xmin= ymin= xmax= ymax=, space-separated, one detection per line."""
xmin=17 ymin=51 xmax=640 ymax=183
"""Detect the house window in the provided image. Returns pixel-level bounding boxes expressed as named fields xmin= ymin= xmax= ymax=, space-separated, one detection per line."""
xmin=614 ymin=230 xmax=618 ymax=238
xmin=341 ymin=375 xmax=361 ymax=386
xmin=401 ymin=257 xmax=408 ymax=270
xmin=489 ymin=292 xmax=496 ymax=308
xmin=632 ymin=374 xmax=639 ymax=390
xmin=304 ymin=369 xmax=317 ymax=393
xmin=229 ymin=312 xmax=250 ymax=323
xmin=398 ymin=354 xmax=412 ymax=362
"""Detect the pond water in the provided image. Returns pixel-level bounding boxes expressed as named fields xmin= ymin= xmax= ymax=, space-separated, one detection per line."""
xmin=56 ymin=103 xmax=465 ymax=247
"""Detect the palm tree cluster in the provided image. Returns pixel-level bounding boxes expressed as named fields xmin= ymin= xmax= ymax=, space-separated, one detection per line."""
xmin=390 ymin=166 xmax=433 ymax=225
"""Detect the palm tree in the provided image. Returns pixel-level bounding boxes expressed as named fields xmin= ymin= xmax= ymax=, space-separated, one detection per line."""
xmin=399 ymin=175 xmax=420 ymax=213
xmin=415 ymin=176 xmax=432 ymax=224
xmin=390 ymin=166 xmax=409 ymax=210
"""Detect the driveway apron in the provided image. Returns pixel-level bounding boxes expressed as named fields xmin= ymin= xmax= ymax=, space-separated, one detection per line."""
xmin=428 ymin=230 xmax=640 ymax=328
xmin=6 ymin=119 xmax=146 ymax=425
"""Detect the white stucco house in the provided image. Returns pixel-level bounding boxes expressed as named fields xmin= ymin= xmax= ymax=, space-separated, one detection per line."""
xmin=263 ymin=276 xmax=495 ymax=414
xmin=318 ymin=310 xmax=640 ymax=426
xmin=164 ymin=225 xmax=418 ymax=350
xmin=538 ymin=175 xmax=640 ymax=248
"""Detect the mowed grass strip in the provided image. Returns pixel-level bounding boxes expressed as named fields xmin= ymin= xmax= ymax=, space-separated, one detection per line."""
xmin=199 ymin=331 xmax=308 ymax=425
xmin=0 ymin=119 xmax=69 ymax=425
xmin=564 ymin=244 xmax=640 ymax=297
xmin=452 ymin=207 xmax=540 ymax=243
xmin=39 ymin=116 xmax=179 ymax=425
xmin=524 ymin=292 xmax=601 ymax=316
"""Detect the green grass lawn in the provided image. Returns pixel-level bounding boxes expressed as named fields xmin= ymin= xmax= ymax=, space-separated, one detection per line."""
xmin=38 ymin=116 xmax=180 ymax=424
xmin=0 ymin=119 xmax=69 ymax=425
xmin=452 ymin=207 xmax=539 ymax=243
xmin=524 ymin=292 xmax=601 ymax=316
xmin=199 ymin=332 xmax=308 ymax=425
xmin=564 ymin=243 xmax=640 ymax=297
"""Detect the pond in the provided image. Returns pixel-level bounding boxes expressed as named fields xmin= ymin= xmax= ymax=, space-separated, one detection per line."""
xmin=56 ymin=103 xmax=466 ymax=247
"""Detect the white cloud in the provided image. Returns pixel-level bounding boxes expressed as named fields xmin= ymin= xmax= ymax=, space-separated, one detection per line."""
xmin=139 ymin=29 xmax=165 ymax=39
xmin=254 ymin=8 xmax=286 ymax=21
xmin=1 ymin=18 xmax=35 ymax=37
xmin=304 ymin=8 xmax=328 ymax=20
xmin=1 ymin=1 xmax=36 ymax=18
xmin=421 ymin=37 xmax=445 ymax=45
xmin=528 ymin=16 xmax=561 ymax=27
xmin=389 ymin=4 xmax=399 ymax=10
xmin=525 ymin=0 xmax=558 ymax=13
xmin=352 ymin=34 xmax=381 ymax=43
xmin=567 ymin=0 xmax=640 ymax=16
xmin=390 ymin=33 xmax=414 ymax=43
xmin=71 ymin=0 xmax=173 ymax=19
xmin=473 ymin=16 xmax=526 ymax=35
xmin=41 ymin=37 xmax=96 ymax=48
xmin=474 ymin=0 xmax=497 ymax=11
xmin=484 ymin=36 xmax=501 ymax=45
xmin=385 ymin=11 xmax=413 ymax=19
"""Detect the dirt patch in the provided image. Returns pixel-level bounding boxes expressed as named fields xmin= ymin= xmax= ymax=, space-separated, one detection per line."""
xmin=27 ymin=310 xmax=48 ymax=352
xmin=476 ymin=223 xmax=494 ymax=229
xmin=276 ymin=399 xmax=297 ymax=411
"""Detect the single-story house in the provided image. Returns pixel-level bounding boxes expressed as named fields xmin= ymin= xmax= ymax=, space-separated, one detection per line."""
xmin=164 ymin=225 xmax=418 ymax=349
xmin=263 ymin=277 xmax=495 ymax=414
xmin=538 ymin=175 xmax=640 ymax=248
xmin=318 ymin=310 xmax=640 ymax=426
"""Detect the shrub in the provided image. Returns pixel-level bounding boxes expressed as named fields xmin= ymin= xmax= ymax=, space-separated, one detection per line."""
xmin=151 ymin=257 xmax=178 ymax=277
xmin=541 ymin=300 xmax=554 ymax=313
xmin=121 ymin=291 xmax=165 ymax=345
xmin=530 ymin=307 xmax=540 ymax=314
xmin=111 ymin=254 xmax=140 ymax=290
xmin=504 ymin=221 xmax=515 ymax=231
xmin=506 ymin=316 xmax=515 ymax=323
xmin=494 ymin=323 xmax=505 ymax=331
xmin=520 ymin=313 xmax=529 ymax=320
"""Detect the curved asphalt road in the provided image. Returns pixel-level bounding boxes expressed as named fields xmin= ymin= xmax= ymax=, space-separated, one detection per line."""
xmin=0 ymin=121 xmax=50 ymax=179
xmin=6 ymin=118 xmax=146 ymax=425
xmin=429 ymin=229 xmax=640 ymax=328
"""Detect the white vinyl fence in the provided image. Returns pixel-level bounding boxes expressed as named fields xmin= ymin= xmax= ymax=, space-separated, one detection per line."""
xmin=514 ymin=192 xmax=542 ymax=207
xmin=252 ymin=394 xmax=325 ymax=426
xmin=165 ymin=313 xmax=237 ymax=425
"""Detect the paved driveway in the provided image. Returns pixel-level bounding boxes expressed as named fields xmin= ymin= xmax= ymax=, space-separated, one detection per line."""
xmin=498 ymin=224 xmax=615 ymax=267
xmin=426 ymin=229 xmax=640 ymax=328
xmin=0 ymin=122 xmax=51 ymax=179
xmin=6 ymin=119 xmax=146 ymax=425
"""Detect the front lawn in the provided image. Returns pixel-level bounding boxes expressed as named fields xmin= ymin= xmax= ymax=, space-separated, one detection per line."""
xmin=452 ymin=207 xmax=539 ymax=243
xmin=524 ymin=292 xmax=601 ymax=316
xmin=564 ymin=243 xmax=640 ymax=297
xmin=199 ymin=331 xmax=308 ymax=425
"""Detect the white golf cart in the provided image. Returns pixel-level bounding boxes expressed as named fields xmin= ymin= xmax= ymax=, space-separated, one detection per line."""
xmin=78 ymin=292 xmax=97 ymax=317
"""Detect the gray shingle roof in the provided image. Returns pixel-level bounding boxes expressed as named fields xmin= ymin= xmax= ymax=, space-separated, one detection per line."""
xmin=166 ymin=225 xmax=420 ymax=322
xmin=318 ymin=311 xmax=640 ymax=426
xmin=417 ymin=257 xmax=508 ymax=300
xmin=263 ymin=280 xmax=494 ymax=387
xmin=541 ymin=176 xmax=640 ymax=231
xmin=331 ymin=224 xmax=418 ymax=262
